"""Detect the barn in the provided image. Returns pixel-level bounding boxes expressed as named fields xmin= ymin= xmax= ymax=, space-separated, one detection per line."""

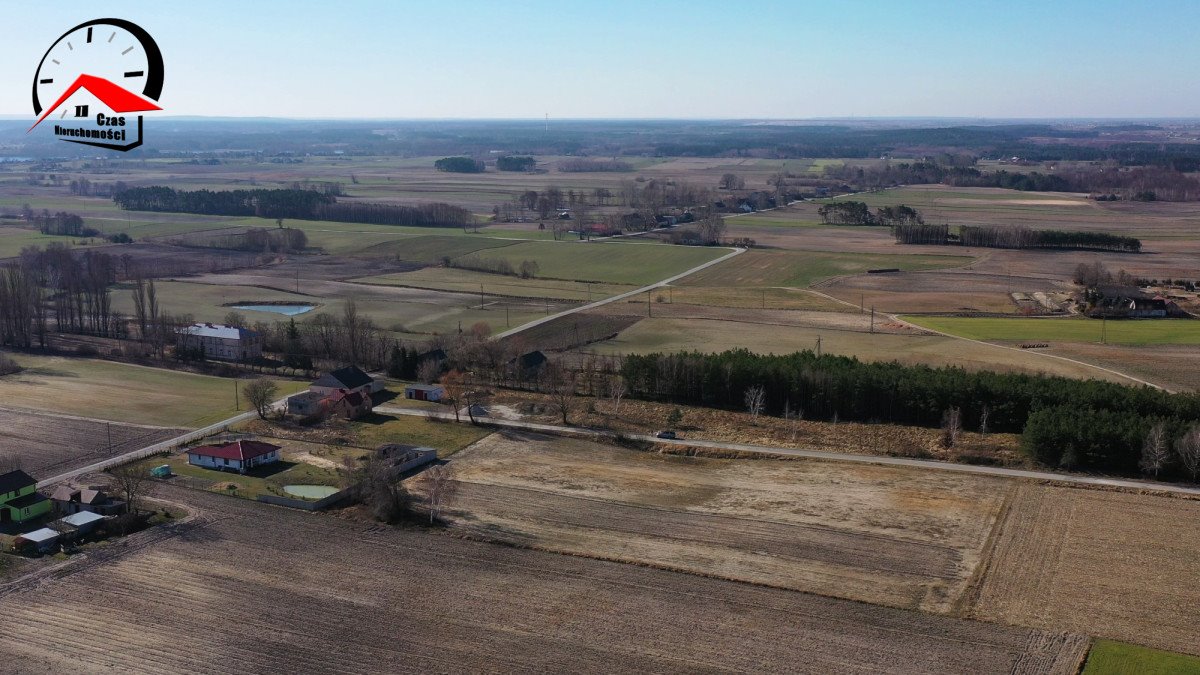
xmin=405 ymin=384 xmax=445 ymax=402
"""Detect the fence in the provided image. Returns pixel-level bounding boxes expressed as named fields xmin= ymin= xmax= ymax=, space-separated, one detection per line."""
xmin=257 ymin=489 xmax=351 ymax=511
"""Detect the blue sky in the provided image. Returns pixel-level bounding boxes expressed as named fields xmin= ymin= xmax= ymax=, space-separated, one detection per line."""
xmin=1 ymin=0 xmax=1196 ymax=119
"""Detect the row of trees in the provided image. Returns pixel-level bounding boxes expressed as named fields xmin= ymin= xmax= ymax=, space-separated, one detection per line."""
xmin=496 ymin=156 xmax=536 ymax=171
xmin=434 ymin=156 xmax=485 ymax=173
xmin=894 ymin=224 xmax=1142 ymax=252
xmin=114 ymin=186 xmax=472 ymax=228
xmin=616 ymin=349 xmax=1200 ymax=479
xmin=818 ymin=202 xmax=922 ymax=226
xmin=558 ymin=159 xmax=632 ymax=172
xmin=1023 ymin=407 xmax=1200 ymax=481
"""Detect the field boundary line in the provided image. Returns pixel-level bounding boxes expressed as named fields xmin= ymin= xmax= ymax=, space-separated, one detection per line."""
xmin=491 ymin=246 xmax=745 ymax=339
xmin=952 ymin=482 xmax=1017 ymax=618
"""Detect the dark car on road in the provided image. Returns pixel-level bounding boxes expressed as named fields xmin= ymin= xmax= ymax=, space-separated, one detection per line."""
xmin=656 ymin=430 xmax=678 ymax=440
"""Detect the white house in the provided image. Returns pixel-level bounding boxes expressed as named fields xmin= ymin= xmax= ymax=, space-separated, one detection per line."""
xmin=176 ymin=323 xmax=263 ymax=361
xmin=187 ymin=440 xmax=281 ymax=474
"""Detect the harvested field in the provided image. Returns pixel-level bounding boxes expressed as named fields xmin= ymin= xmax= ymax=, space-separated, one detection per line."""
xmin=437 ymin=431 xmax=1012 ymax=613
xmin=817 ymin=269 xmax=1076 ymax=314
xmin=583 ymin=315 xmax=1129 ymax=382
xmin=972 ymin=484 xmax=1200 ymax=656
xmin=0 ymin=408 xmax=184 ymax=477
xmin=0 ymin=484 xmax=1088 ymax=673
xmin=1045 ymin=342 xmax=1200 ymax=392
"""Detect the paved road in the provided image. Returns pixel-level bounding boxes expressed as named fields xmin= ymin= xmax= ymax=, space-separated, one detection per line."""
xmin=492 ymin=246 xmax=745 ymax=339
xmin=36 ymin=395 xmax=292 ymax=489
xmin=376 ymin=405 xmax=1200 ymax=497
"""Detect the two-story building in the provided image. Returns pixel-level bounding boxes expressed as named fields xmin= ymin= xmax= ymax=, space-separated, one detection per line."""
xmin=176 ymin=323 xmax=264 ymax=361
xmin=0 ymin=470 xmax=52 ymax=524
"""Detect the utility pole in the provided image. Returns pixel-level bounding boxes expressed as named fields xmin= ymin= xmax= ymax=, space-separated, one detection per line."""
xmin=107 ymin=422 xmax=112 ymax=453
xmin=1101 ymin=315 xmax=1107 ymax=344
xmin=762 ymin=289 xmax=766 ymax=309
xmin=234 ymin=381 xmax=239 ymax=410
xmin=506 ymin=303 xmax=510 ymax=327
xmin=870 ymin=306 xmax=876 ymax=334
xmin=816 ymin=335 xmax=822 ymax=358
xmin=647 ymin=290 xmax=652 ymax=317
xmin=480 ymin=284 xmax=485 ymax=310
xmin=860 ymin=293 xmax=865 ymax=314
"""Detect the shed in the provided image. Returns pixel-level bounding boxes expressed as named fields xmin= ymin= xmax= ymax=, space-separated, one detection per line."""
xmin=61 ymin=511 xmax=106 ymax=535
xmin=405 ymin=383 xmax=445 ymax=402
xmin=17 ymin=527 xmax=60 ymax=554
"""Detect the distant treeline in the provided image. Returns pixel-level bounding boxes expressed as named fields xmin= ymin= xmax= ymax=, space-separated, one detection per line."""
xmin=831 ymin=161 xmax=1200 ymax=202
xmin=893 ymin=223 xmax=1141 ymax=252
xmin=114 ymin=186 xmax=473 ymax=228
xmin=620 ymin=348 xmax=1200 ymax=480
xmin=496 ymin=156 xmax=536 ymax=171
xmin=558 ymin=159 xmax=633 ymax=173
xmin=434 ymin=156 xmax=485 ymax=173
xmin=181 ymin=228 xmax=309 ymax=254
xmin=31 ymin=211 xmax=94 ymax=237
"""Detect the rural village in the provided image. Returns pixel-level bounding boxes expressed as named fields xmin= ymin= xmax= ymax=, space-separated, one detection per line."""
xmin=2 ymin=5 xmax=1200 ymax=674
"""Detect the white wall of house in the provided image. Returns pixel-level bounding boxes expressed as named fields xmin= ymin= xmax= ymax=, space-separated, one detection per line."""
xmin=188 ymin=453 xmax=243 ymax=472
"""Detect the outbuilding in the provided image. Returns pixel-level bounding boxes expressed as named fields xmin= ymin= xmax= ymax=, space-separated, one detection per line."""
xmin=60 ymin=511 xmax=106 ymax=535
xmin=187 ymin=440 xmax=282 ymax=474
xmin=15 ymin=527 xmax=60 ymax=554
xmin=404 ymin=383 xmax=445 ymax=402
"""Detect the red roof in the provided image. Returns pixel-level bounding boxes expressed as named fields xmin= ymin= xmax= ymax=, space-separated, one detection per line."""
xmin=30 ymin=74 xmax=162 ymax=131
xmin=188 ymin=440 xmax=280 ymax=462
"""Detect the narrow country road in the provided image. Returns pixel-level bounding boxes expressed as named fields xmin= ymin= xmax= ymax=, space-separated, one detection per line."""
xmin=375 ymin=404 xmax=1200 ymax=498
xmin=491 ymin=246 xmax=744 ymax=339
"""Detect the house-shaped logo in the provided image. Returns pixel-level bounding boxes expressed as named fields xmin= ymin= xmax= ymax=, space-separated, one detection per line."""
xmin=29 ymin=18 xmax=164 ymax=152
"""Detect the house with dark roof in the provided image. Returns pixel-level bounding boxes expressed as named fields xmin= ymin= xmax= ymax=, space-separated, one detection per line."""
xmin=310 ymin=366 xmax=375 ymax=397
xmin=510 ymin=350 xmax=548 ymax=380
xmin=187 ymin=440 xmax=281 ymax=474
xmin=325 ymin=389 xmax=373 ymax=420
xmin=49 ymin=485 xmax=124 ymax=516
xmin=0 ymin=470 xmax=51 ymax=524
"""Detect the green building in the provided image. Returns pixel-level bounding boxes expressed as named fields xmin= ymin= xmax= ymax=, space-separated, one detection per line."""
xmin=0 ymin=470 xmax=51 ymax=524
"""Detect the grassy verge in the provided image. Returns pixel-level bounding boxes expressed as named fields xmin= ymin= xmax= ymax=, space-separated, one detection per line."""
xmin=1083 ymin=639 xmax=1200 ymax=674
xmin=906 ymin=316 xmax=1200 ymax=346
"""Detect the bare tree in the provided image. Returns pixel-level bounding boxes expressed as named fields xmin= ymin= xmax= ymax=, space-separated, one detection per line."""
xmin=744 ymin=385 xmax=766 ymax=421
xmin=1140 ymin=422 xmax=1172 ymax=478
xmin=243 ymin=377 xmax=278 ymax=420
xmin=441 ymin=370 xmax=465 ymax=422
xmin=940 ymin=407 xmax=962 ymax=449
xmin=1176 ymin=425 xmax=1200 ymax=482
xmin=416 ymin=358 xmax=441 ymax=385
xmin=547 ymin=364 xmax=576 ymax=425
xmin=979 ymin=405 xmax=990 ymax=436
xmin=346 ymin=455 xmax=411 ymax=523
xmin=223 ymin=311 xmax=247 ymax=328
xmin=719 ymin=173 xmax=744 ymax=190
xmin=607 ymin=376 xmax=627 ymax=417
xmin=109 ymin=463 xmax=150 ymax=514
xmin=419 ymin=464 xmax=458 ymax=524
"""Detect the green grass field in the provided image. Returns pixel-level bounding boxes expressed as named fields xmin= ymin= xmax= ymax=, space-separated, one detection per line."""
xmin=455 ymin=240 xmax=728 ymax=285
xmin=681 ymin=249 xmax=970 ymax=288
xmin=356 ymin=266 xmax=638 ymax=301
xmin=1083 ymin=640 xmax=1200 ymax=675
xmin=349 ymin=413 xmax=492 ymax=457
xmin=0 ymin=354 xmax=306 ymax=427
xmin=361 ymin=234 xmax=517 ymax=263
xmin=906 ymin=316 xmax=1200 ymax=346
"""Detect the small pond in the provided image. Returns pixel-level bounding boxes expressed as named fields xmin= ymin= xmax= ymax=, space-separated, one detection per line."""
xmin=230 ymin=304 xmax=315 ymax=316
xmin=283 ymin=484 xmax=340 ymax=499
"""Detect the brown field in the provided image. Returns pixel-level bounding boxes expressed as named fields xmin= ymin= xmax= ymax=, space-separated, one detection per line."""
xmin=971 ymin=484 xmax=1200 ymax=656
xmin=0 ymin=408 xmax=184 ymax=477
xmin=581 ymin=315 xmax=1129 ymax=382
xmin=1046 ymin=342 xmax=1200 ymax=392
xmin=816 ymin=268 xmax=1077 ymax=314
xmin=0 ymin=484 xmax=1088 ymax=674
xmin=436 ymin=431 xmax=1012 ymax=614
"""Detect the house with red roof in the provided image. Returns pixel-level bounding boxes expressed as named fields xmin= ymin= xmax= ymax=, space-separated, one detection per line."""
xmin=186 ymin=440 xmax=281 ymax=474
xmin=325 ymin=389 xmax=373 ymax=420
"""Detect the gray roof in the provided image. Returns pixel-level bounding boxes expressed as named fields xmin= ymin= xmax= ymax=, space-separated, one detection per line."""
xmin=405 ymin=384 xmax=444 ymax=392
xmin=62 ymin=511 xmax=106 ymax=527
xmin=177 ymin=323 xmax=260 ymax=340
xmin=312 ymin=366 xmax=373 ymax=390
xmin=20 ymin=528 xmax=59 ymax=543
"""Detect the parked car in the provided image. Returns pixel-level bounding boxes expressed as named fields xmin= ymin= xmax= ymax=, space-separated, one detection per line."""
xmin=656 ymin=430 xmax=677 ymax=440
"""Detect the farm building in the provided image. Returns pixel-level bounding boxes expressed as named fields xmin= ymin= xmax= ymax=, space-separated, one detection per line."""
xmin=187 ymin=440 xmax=281 ymax=474
xmin=326 ymin=390 xmax=373 ymax=420
xmin=0 ymin=470 xmax=51 ymax=524
xmin=176 ymin=323 xmax=264 ymax=361
xmin=286 ymin=391 xmax=326 ymax=417
xmin=53 ymin=511 xmax=107 ymax=541
xmin=49 ymin=485 xmax=124 ymax=516
xmin=405 ymin=383 xmax=445 ymax=402
xmin=310 ymin=366 xmax=375 ymax=397
xmin=15 ymin=527 xmax=59 ymax=553
xmin=510 ymin=350 xmax=548 ymax=380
